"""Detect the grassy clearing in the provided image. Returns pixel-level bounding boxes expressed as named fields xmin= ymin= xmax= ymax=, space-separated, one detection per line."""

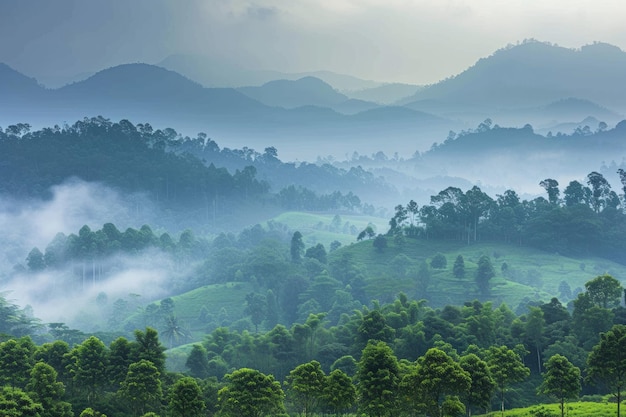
xmin=168 ymin=281 xmax=253 ymax=337
xmin=268 ymin=211 xmax=389 ymax=247
xmin=330 ymin=237 xmax=626 ymax=310
xmin=476 ymin=400 xmax=623 ymax=416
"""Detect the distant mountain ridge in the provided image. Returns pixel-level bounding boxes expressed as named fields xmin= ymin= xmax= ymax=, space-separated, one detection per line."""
xmin=400 ymin=41 xmax=626 ymax=110
xmin=2 ymin=41 xmax=626 ymax=159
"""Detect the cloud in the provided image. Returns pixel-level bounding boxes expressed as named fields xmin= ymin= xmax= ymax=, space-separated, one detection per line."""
xmin=0 ymin=178 xmax=149 ymax=270
xmin=6 ymin=248 xmax=178 ymax=330
xmin=2 ymin=0 xmax=626 ymax=84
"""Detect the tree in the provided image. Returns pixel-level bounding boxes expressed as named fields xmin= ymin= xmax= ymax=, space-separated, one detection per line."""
xmin=0 ymin=386 xmax=43 ymax=417
xmin=475 ymin=255 xmax=495 ymax=297
xmin=26 ymin=362 xmax=72 ymax=417
xmin=107 ymin=337 xmax=133 ymax=390
xmin=185 ymin=345 xmax=210 ymax=379
xmin=460 ymin=353 xmax=495 ymax=417
xmin=323 ymin=369 xmax=356 ymax=416
xmin=168 ymin=377 xmax=205 ymax=417
xmin=305 ymin=243 xmax=327 ymax=264
xmin=72 ymin=336 xmax=108 ymax=405
xmin=26 ymin=248 xmax=45 ymax=271
xmin=0 ymin=337 xmax=34 ymax=388
xmin=372 ymin=234 xmax=387 ymax=253
xmin=161 ymin=315 xmax=190 ymax=349
xmin=290 ymin=231 xmax=304 ymax=263
xmin=585 ymin=274 xmax=623 ymax=309
xmin=218 ymin=368 xmax=285 ymax=417
xmin=539 ymin=354 xmax=581 ymax=417
xmin=407 ymin=348 xmax=471 ymax=417
xmin=430 ymin=253 xmax=447 ymax=269
xmin=563 ymin=180 xmax=590 ymax=207
xmin=133 ymin=328 xmax=166 ymax=374
xmin=119 ymin=359 xmax=162 ymax=417
xmin=244 ymin=293 xmax=266 ymax=333
xmin=587 ymin=171 xmax=612 ymax=213
xmin=453 ymin=255 xmax=465 ymax=279
xmin=285 ymin=360 xmax=326 ymax=417
xmin=525 ymin=307 xmax=546 ymax=372
xmin=487 ymin=345 xmax=530 ymax=415
xmin=539 ymin=179 xmax=560 ymax=205
xmin=357 ymin=341 xmax=399 ymax=417
xmin=79 ymin=407 xmax=107 ymax=417
xmin=587 ymin=324 xmax=626 ymax=417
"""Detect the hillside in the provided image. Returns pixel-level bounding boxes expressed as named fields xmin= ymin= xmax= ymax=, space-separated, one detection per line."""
xmin=237 ymin=76 xmax=349 ymax=109
xmin=401 ymin=41 xmax=626 ymax=110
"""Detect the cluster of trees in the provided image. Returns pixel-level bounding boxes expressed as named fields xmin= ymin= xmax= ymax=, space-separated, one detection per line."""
xmin=0 ymin=327 xmax=212 ymax=417
xmin=0 ymin=118 xmax=374 ymax=235
xmin=25 ymin=223 xmax=207 ymax=283
xmin=277 ymin=185 xmax=363 ymax=212
xmin=165 ymin=274 xmax=626 ymax=413
xmin=0 ymin=118 xmax=269 ymax=211
xmin=3 ymin=278 xmax=625 ymax=417
xmin=388 ymin=171 xmax=626 ymax=264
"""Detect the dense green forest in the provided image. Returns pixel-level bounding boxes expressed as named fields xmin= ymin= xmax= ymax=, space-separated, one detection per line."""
xmin=0 ymin=273 xmax=624 ymax=416
xmin=2 ymin=118 xmax=626 ymax=416
xmin=0 ymin=118 xmax=379 ymax=233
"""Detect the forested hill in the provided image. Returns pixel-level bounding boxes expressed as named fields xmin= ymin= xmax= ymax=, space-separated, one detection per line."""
xmin=0 ymin=118 xmax=380 ymax=231
xmin=388 ymin=173 xmax=626 ymax=265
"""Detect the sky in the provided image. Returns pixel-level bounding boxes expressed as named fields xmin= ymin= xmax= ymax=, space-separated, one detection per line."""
xmin=2 ymin=0 xmax=626 ymax=85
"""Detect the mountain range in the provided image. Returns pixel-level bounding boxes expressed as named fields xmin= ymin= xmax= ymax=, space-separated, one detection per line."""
xmin=1 ymin=40 xmax=625 ymax=160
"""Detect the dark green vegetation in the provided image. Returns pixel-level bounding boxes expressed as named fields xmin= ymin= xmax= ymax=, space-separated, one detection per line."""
xmin=0 ymin=118 xmax=378 ymax=233
xmin=0 ymin=282 xmax=625 ymax=416
xmin=1 ymin=115 xmax=626 ymax=416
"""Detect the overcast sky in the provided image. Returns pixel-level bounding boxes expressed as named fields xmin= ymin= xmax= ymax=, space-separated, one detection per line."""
xmin=2 ymin=0 xmax=626 ymax=85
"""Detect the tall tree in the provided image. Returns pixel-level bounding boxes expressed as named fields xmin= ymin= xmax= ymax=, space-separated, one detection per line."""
xmin=357 ymin=341 xmax=399 ymax=417
xmin=539 ymin=179 xmax=560 ymax=205
xmin=185 ymin=345 xmax=210 ymax=379
xmin=587 ymin=324 xmax=626 ymax=417
xmin=475 ymin=255 xmax=495 ymax=297
xmin=459 ymin=353 xmax=495 ymax=417
xmin=218 ymin=368 xmax=285 ymax=417
xmin=132 ymin=328 xmax=166 ymax=374
xmin=168 ymin=377 xmax=205 ymax=417
xmin=285 ymin=360 xmax=326 ymax=417
xmin=408 ymin=348 xmax=471 ymax=417
xmin=487 ymin=345 xmax=530 ymax=415
xmin=244 ymin=293 xmax=267 ymax=333
xmin=323 ymin=369 xmax=356 ymax=416
xmin=107 ymin=337 xmax=133 ymax=391
xmin=72 ymin=336 xmax=108 ymax=405
xmin=26 ymin=362 xmax=72 ymax=417
xmin=587 ymin=171 xmax=612 ymax=213
xmin=453 ymin=255 xmax=465 ymax=280
xmin=539 ymin=354 xmax=581 ymax=417
xmin=0 ymin=386 xmax=43 ymax=417
xmin=0 ymin=337 xmax=34 ymax=388
xmin=585 ymin=274 xmax=623 ymax=309
xmin=290 ymin=231 xmax=305 ymax=263
xmin=525 ymin=307 xmax=546 ymax=372
xmin=119 ymin=359 xmax=162 ymax=417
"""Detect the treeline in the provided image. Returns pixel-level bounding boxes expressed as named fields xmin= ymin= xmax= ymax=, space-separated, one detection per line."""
xmin=389 ymin=171 xmax=626 ymax=264
xmin=0 ymin=118 xmax=370 ymax=232
xmin=2 ymin=274 xmax=625 ymax=416
xmin=0 ymin=118 xmax=268 ymax=207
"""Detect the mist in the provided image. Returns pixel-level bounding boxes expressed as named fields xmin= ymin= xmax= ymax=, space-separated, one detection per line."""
xmin=0 ymin=178 xmax=199 ymax=331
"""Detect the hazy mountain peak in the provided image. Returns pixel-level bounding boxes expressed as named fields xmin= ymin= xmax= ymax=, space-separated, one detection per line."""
xmin=400 ymin=41 xmax=626 ymax=110
xmin=238 ymin=76 xmax=348 ymax=108
xmin=0 ymin=63 xmax=45 ymax=94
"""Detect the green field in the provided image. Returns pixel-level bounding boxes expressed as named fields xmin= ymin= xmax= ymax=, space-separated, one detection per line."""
xmin=476 ymin=400 xmax=624 ymax=417
xmin=329 ymin=236 xmax=626 ymax=310
xmin=267 ymin=211 xmax=389 ymax=247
